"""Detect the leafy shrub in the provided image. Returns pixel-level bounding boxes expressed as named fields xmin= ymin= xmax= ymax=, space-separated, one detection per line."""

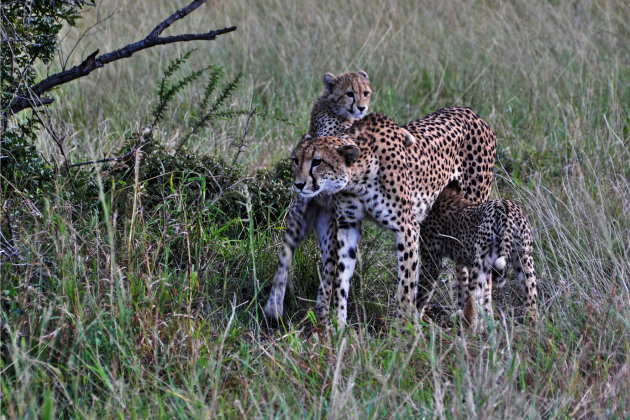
xmin=107 ymin=135 xmax=293 ymax=239
xmin=0 ymin=130 xmax=54 ymax=196
xmin=0 ymin=0 xmax=84 ymax=118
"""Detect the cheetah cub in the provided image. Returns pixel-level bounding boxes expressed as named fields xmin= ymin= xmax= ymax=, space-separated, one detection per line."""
xmin=419 ymin=183 xmax=538 ymax=330
xmin=308 ymin=70 xmax=414 ymax=146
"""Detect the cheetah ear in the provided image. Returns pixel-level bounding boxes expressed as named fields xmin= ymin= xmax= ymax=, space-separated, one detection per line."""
xmin=323 ymin=73 xmax=337 ymax=92
xmin=337 ymin=143 xmax=360 ymax=166
xmin=300 ymin=133 xmax=313 ymax=142
xmin=358 ymin=70 xmax=369 ymax=80
xmin=446 ymin=180 xmax=462 ymax=193
xmin=440 ymin=181 xmax=462 ymax=198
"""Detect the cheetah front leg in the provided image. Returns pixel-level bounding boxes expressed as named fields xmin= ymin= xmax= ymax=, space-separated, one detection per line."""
xmin=264 ymin=195 xmax=316 ymax=322
xmin=314 ymin=208 xmax=338 ymax=320
xmin=394 ymin=219 xmax=421 ymax=322
xmin=333 ymin=202 xmax=364 ymax=328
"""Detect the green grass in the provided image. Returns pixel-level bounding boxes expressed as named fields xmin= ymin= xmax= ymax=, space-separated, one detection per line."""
xmin=2 ymin=0 xmax=630 ymax=418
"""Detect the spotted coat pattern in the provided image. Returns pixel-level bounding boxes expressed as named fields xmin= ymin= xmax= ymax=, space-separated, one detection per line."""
xmin=419 ymin=184 xmax=538 ymax=330
xmin=264 ymin=72 xmax=414 ymax=323
xmin=263 ymin=71 xmax=374 ymax=322
xmin=291 ymin=108 xmax=497 ymax=326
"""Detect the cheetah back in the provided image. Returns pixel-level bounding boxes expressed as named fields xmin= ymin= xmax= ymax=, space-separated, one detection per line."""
xmin=403 ymin=107 xmax=496 ymax=205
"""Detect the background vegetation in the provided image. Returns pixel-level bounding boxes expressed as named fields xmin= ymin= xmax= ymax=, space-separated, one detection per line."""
xmin=2 ymin=0 xmax=629 ymax=418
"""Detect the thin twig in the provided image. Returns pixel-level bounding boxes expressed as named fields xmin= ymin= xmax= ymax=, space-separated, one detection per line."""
xmin=0 ymin=199 xmax=21 ymax=261
xmin=30 ymin=106 xmax=71 ymax=175
xmin=206 ymin=109 xmax=256 ymax=207
xmin=3 ymin=199 xmax=15 ymax=248
xmin=68 ymin=145 xmax=137 ymax=168
xmin=68 ymin=126 xmax=152 ymax=168
xmin=229 ymin=108 xmax=256 ymax=175
xmin=207 ymin=177 xmax=253 ymax=207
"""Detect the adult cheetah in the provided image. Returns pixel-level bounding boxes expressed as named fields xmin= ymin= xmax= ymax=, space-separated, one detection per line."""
xmin=290 ymin=108 xmax=496 ymax=326
xmin=264 ymin=71 xmax=413 ymax=323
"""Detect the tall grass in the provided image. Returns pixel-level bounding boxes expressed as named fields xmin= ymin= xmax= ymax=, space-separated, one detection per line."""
xmin=2 ymin=0 xmax=629 ymax=418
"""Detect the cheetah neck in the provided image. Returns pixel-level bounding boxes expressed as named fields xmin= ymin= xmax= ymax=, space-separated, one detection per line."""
xmin=309 ymin=98 xmax=355 ymax=136
xmin=344 ymin=151 xmax=377 ymax=194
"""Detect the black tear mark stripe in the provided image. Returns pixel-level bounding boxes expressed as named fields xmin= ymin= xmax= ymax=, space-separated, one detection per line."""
xmin=308 ymin=166 xmax=319 ymax=191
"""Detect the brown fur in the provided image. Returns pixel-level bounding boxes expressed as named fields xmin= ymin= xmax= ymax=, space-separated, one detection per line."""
xmin=264 ymin=71 xmax=413 ymax=322
xmin=420 ymin=184 xmax=538 ymax=330
xmin=291 ymin=108 xmax=497 ymax=325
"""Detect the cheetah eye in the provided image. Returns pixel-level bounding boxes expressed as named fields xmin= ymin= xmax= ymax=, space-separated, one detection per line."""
xmin=291 ymin=157 xmax=299 ymax=165
xmin=345 ymin=91 xmax=354 ymax=98
xmin=364 ymin=91 xmax=370 ymax=97
xmin=311 ymin=158 xmax=323 ymax=167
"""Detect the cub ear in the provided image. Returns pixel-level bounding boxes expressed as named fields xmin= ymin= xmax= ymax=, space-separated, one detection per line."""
xmin=357 ymin=70 xmax=369 ymax=80
xmin=300 ymin=133 xmax=313 ymax=142
xmin=336 ymin=143 xmax=360 ymax=166
xmin=443 ymin=180 xmax=462 ymax=195
xmin=323 ymin=73 xmax=337 ymax=92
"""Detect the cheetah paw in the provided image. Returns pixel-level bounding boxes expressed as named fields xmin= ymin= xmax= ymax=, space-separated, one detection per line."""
xmin=263 ymin=298 xmax=284 ymax=322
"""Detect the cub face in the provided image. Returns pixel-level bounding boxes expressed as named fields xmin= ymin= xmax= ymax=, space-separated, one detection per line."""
xmin=291 ymin=135 xmax=360 ymax=198
xmin=322 ymin=70 xmax=372 ymax=120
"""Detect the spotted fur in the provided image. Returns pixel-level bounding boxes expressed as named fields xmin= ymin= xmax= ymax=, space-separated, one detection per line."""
xmin=291 ymin=108 xmax=496 ymax=326
xmin=264 ymin=71 xmax=413 ymax=323
xmin=419 ymin=184 xmax=538 ymax=330
xmin=307 ymin=71 xmax=413 ymax=145
xmin=263 ymin=71 xmax=375 ymax=322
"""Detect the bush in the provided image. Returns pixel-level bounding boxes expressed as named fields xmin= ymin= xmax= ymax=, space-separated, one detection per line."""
xmin=107 ymin=133 xmax=293 ymax=237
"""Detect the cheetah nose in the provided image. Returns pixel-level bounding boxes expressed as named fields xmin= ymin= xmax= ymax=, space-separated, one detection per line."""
xmin=294 ymin=182 xmax=306 ymax=191
xmin=357 ymin=106 xmax=366 ymax=113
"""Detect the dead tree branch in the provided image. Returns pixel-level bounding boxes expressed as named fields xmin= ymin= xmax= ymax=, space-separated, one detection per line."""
xmin=5 ymin=0 xmax=236 ymax=117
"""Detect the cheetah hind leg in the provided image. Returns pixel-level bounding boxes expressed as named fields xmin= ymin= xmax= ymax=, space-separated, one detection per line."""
xmin=454 ymin=264 xmax=476 ymax=331
xmin=462 ymin=296 xmax=478 ymax=332
xmin=466 ymin=255 xmax=494 ymax=333
xmin=455 ymin=264 xmax=470 ymax=311
xmin=513 ymin=252 xmax=538 ymax=321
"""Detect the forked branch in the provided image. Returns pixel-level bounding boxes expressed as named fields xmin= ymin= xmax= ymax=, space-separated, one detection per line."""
xmin=5 ymin=0 xmax=236 ymax=116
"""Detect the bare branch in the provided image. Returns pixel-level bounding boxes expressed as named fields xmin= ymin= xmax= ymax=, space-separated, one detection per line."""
xmin=148 ymin=0 xmax=206 ymax=39
xmin=4 ymin=0 xmax=236 ymax=116
xmin=58 ymin=1 xmax=113 ymax=72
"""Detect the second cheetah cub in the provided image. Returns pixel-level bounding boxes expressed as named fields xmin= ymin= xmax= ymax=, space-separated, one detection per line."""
xmin=419 ymin=183 xmax=538 ymax=330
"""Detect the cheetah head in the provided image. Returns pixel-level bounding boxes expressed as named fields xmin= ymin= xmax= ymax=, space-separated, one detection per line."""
xmin=322 ymin=70 xmax=372 ymax=120
xmin=291 ymin=135 xmax=360 ymax=197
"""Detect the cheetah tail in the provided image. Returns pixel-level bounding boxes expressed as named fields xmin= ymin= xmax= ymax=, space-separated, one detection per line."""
xmin=492 ymin=257 xmax=508 ymax=288
xmin=493 ymin=199 xmax=512 ymax=288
